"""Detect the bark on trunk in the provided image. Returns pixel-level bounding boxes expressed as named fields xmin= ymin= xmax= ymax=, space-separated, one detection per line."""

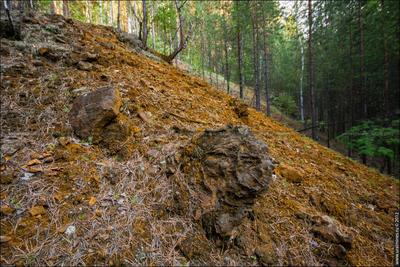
xmin=262 ymin=18 xmax=271 ymax=116
xmin=235 ymin=1 xmax=244 ymax=99
xmin=381 ymin=0 xmax=389 ymax=117
xmin=99 ymin=0 xmax=103 ymax=24
xmin=62 ymin=0 xmax=70 ymax=17
xmin=223 ymin=21 xmax=230 ymax=94
xmin=251 ymin=4 xmax=260 ymax=111
xmin=142 ymin=0 xmax=148 ymax=48
xmin=359 ymin=1 xmax=367 ymax=118
xmin=308 ymin=0 xmax=317 ymax=140
xmin=300 ymin=39 xmax=305 ymax=121
xmin=49 ymin=0 xmax=55 ymax=15
xmin=117 ymin=0 xmax=121 ymax=31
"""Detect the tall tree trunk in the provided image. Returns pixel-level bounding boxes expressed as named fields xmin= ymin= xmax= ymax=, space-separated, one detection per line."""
xmin=62 ymin=0 xmax=70 ymax=18
xmin=151 ymin=2 xmax=155 ymax=49
xmin=237 ymin=20 xmax=244 ymax=99
xmin=308 ymin=0 xmax=317 ymax=140
xmin=3 ymin=0 xmax=17 ymax=38
xmin=49 ymin=0 xmax=55 ymax=15
xmin=86 ymin=0 xmax=91 ymax=23
xmin=299 ymin=38 xmax=305 ymax=121
xmin=110 ymin=1 xmax=114 ymax=26
xmin=263 ymin=44 xmax=271 ymax=116
xmin=99 ymin=0 xmax=103 ymax=24
xmin=251 ymin=4 xmax=260 ymax=111
xmin=209 ymin=44 xmax=212 ymax=84
xmin=117 ymin=0 xmax=121 ymax=30
xmin=348 ymin=18 xmax=354 ymax=157
xmin=381 ymin=0 xmax=389 ymax=118
xmin=142 ymin=0 xmax=148 ymax=48
xmin=19 ymin=0 xmax=24 ymax=16
xmin=201 ymin=26 xmax=205 ymax=79
xmin=162 ymin=0 xmax=191 ymax=63
xmin=223 ymin=21 xmax=230 ymax=94
xmin=358 ymin=1 xmax=367 ymax=118
xmin=262 ymin=10 xmax=271 ymax=116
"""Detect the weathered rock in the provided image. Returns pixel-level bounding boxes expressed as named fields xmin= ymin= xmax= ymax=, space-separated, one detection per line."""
xmin=37 ymin=44 xmax=69 ymax=61
xmin=277 ymin=163 xmax=305 ymax=184
xmin=255 ymin=243 xmax=277 ymax=266
xmin=171 ymin=125 xmax=275 ymax=240
xmin=229 ymin=98 xmax=249 ymax=118
xmin=69 ymin=87 xmax=122 ymax=143
xmin=99 ymin=118 xmax=130 ymax=153
xmin=71 ymin=86 xmax=91 ymax=97
xmin=311 ymin=215 xmax=352 ymax=249
xmin=99 ymin=41 xmax=115 ymax=50
xmin=178 ymin=232 xmax=212 ymax=261
xmin=77 ymin=61 xmax=93 ymax=71
xmin=311 ymin=214 xmax=352 ymax=265
xmin=117 ymin=32 xmax=143 ymax=49
xmin=84 ymin=52 xmax=98 ymax=62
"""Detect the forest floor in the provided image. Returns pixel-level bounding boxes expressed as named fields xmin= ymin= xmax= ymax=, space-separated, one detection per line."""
xmin=1 ymin=13 xmax=399 ymax=266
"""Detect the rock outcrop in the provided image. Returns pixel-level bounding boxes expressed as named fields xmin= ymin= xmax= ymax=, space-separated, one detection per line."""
xmin=69 ymin=86 xmax=129 ymax=152
xmin=69 ymin=86 xmax=121 ymax=143
xmin=170 ymin=125 xmax=276 ymax=241
xmin=311 ymin=214 xmax=353 ymax=266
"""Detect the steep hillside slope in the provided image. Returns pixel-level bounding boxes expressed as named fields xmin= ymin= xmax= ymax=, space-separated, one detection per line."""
xmin=1 ymin=13 xmax=398 ymax=266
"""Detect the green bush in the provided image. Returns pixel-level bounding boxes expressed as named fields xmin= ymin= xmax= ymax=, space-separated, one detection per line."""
xmin=272 ymin=94 xmax=298 ymax=117
xmin=337 ymin=120 xmax=399 ymax=160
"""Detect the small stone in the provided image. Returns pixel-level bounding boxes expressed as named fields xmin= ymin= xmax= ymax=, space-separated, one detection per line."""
xmin=77 ymin=61 xmax=93 ymax=71
xmin=138 ymin=111 xmax=151 ymax=123
xmin=178 ymin=233 xmax=211 ymax=261
xmin=29 ymin=205 xmax=46 ymax=216
xmin=65 ymin=225 xmax=76 ymax=235
xmin=84 ymin=52 xmax=98 ymax=62
xmin=277 ymin=164 xmax=305 ymax=184
xmin=71 ymin=87 xmax=90 ymax=97
xmin=255 ymin=243 xmax=277 ymax=266
xmin=21 ymin=172 xmax=34 ymax=181
xmin=32 ymin=59 xmax=43 ymax=66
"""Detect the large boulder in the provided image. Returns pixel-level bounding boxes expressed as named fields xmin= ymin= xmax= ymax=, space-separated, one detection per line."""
xmin=169 ymin=125 xmax=276 ymax=240
xmin=69 ymin=86 xmax=122 ymax=144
